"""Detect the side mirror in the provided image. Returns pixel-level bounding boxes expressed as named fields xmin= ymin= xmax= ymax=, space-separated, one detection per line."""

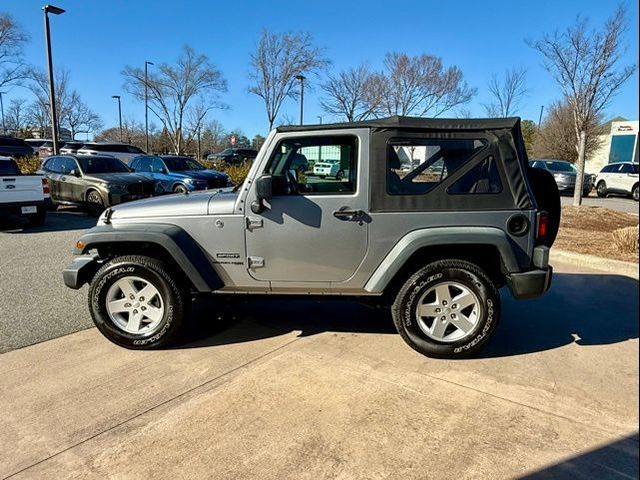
xmin=251 ymin=174 xmax=272 ymax=214
xmin=70 ymin=168 xmax=80 ymax=177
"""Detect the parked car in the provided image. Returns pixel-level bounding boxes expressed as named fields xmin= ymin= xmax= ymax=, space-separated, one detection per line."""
xmin=24 ymin=138 xmax=51 ymax=155
xmin=529 ymin=159 xmax=593 ymax=196
xmin=0 ymin=136 xmax=34 ymax=158
xmin=313 ymin=159 xmax=348 ymax=179
xmin=0 ymin=156 xmax=48 ymax=226
xmin=595 ymin=162 xmax=639 ymax=201
xmin=60 ymin=141 xmax=85 ymax=155
xmin=206 ymin=148 xmax=258 ymax=167
xmin=64 ymin=116 xmax=557 ymax=359
xmin=77 ymin=143 xmax=146 ymax=165
xmin=40 ymin=155 xmax=156 ymax=216
xmin=130 ymin=155 xmax=232 ymax=194
xmin=37 ymin=141 xmax=55 ymax=157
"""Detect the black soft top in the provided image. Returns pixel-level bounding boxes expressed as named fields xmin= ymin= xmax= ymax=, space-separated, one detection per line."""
xmin=276 ymin=116 xmax=520 ymax=133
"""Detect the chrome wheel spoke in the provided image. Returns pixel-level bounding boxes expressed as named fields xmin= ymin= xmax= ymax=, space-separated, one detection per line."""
xmin=118 ymin=278 xmax=138 ymax=299
xmin=435 ymin=284 xmax=452 ymax=305
xmin=431 ymin=318 xmax=449 ymax=339
xmin=126 ymin=311 xmax=143 ymax=332
xmin=143 ymin=305 xmax=163 ymax=323
xmin=418 ymin=303 xmax=440 ymax=317
xmin=107 ymin=298 xmax=129 ymax=313
xmin=453 ymin=291 xmax=476 ymax=311
xmin=449 ymin=314 xmax=475 ymax=334
xmin=137 ymin=283 xmax=159 ymax=302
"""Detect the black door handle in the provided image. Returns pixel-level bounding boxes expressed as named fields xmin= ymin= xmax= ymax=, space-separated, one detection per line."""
xmin=333 ymin=208 xmax=363 ymax=220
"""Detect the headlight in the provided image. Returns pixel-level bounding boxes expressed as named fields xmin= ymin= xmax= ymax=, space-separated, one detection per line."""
xmin=184 ymin=178 xmax=194 ymax=184
xmin=103 ymin=183 xmax=128 ymax=192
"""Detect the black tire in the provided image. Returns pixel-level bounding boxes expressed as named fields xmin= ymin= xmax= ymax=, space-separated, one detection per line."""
xmin=88 ymin=255 xmax=188 ymax=349
xmin=335 ymin=169 xmax=345 ymax=181
xmin=173 ymin=184 xmax=188 ymax=194
xmin=596 ymin=181 xmax=608 ymax=198
xmin=86 ymin=190 xmax=105 ymax=217
xmin=632 ymin=184 xmax=639 ymax=202
xmin=392 ymin=260 xmax=500 ymax=359
xmin=25 ymin=206 xmax=46 ymax=227
xmin=526 ymin=167 xmax=561 ymax=247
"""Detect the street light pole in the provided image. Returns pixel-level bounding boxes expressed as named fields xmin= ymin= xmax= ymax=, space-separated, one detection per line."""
xmin=43 ymin=4 xmax=65 ymax=155
xmin=295 ymin=75 xmax=306 ymax=126
xmin=317 ymin=115 xmax=322 ymax=125
xmin=0 ymin=91 xmax=6 ymax=135
xmin=538 ymin=105 xmax=545 ymax=129
xmin=144 ymin=61 xmax=153 ymax=152
xmin=112 ymin=95 xmax=122 ymax=142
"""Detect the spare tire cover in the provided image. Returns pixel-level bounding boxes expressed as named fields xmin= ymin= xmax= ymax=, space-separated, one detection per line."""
xmin=526 ymin=167 xmax=561 ymax=247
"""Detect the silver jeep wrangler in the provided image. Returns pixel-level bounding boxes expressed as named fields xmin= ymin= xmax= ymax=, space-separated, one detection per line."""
xmin=64 ymin=116 xmax=559 ymax=358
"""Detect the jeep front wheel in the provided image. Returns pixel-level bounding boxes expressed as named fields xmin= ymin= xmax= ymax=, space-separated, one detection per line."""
xmin=88 ymin=255 xmax=188 ymax=349
xmin=392 ymin=260 xmax=500 ymax=359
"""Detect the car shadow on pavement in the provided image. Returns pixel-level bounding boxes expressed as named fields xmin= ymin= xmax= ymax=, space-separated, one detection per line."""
xmin=481 ymin=272 xmax=639 ymax=358
xmin=518 ymin=432 xmax=639 ymax=479
xmin=180 ymin=272 xmax=639 ymax=357
xmin=0 ymin=209 xmax=96 ymax=234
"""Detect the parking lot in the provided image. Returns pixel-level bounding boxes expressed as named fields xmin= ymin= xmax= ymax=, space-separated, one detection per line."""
xmin=0 ymin=210 xmax=638 ymax=479
xmin=561 ymin=194 xmax=638 ymax=214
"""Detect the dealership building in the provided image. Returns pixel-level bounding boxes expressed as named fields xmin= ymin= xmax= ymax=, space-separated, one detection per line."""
xmin=586 ymin=119 xmax=639 ymax=173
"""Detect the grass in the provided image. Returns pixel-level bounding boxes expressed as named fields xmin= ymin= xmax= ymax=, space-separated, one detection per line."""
xmin=555 ymin=206 xmax=639 ymax=263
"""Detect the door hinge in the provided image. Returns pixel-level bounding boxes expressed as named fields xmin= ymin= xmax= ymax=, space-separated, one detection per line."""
xmin=246 ymin=216 xmax=264 ymax=230
xmin=248 ymin=256 xmax=265 ymax=268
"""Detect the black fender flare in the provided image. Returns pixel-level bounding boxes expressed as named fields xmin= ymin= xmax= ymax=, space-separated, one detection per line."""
xmin=74 ymin=223 xmax=223 ymax=292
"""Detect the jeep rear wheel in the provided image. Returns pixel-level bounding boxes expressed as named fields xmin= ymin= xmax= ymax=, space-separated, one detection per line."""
xmin=392 ymin=260 xmax=500 ymax=359
xmin=88 ymin=255 xmax=188 ymax=349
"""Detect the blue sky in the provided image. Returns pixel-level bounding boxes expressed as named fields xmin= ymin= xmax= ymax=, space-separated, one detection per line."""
xmin=4 ymin=0 xmax=639 ymax=139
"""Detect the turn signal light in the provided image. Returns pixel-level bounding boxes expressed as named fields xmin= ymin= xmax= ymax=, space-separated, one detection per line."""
xmin=538 ymin=212 xmax=549 ymax=238
xmin=75 ymin=240 xmax=85 ymax=251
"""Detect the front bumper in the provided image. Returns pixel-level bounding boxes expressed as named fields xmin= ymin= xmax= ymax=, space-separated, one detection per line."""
xmin=506 ymin=266 xmax=553 ymax=300
xmin=63 ymin=254 xmax=100 ymax=289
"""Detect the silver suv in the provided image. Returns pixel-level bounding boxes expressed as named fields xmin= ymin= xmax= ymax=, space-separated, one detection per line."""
xmin=63 ymin=117 xmax=558 ymax=359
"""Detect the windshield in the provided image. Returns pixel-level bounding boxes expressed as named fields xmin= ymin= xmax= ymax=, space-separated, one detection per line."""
xmin=77 ymin=156 xmax=130 ymax=174
xmin=545 ymin=161 xmax=576 ymax=173
xmin=162 ymin=156 xmax=205 ymax=171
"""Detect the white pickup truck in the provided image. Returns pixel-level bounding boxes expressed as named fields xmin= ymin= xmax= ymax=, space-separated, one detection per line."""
xmin=0 ymin=156 xmax=49 ymax=226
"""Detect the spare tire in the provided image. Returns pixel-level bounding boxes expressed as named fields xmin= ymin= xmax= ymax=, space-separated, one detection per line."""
xmin=526 ymin=167 xmax=561 ymax=247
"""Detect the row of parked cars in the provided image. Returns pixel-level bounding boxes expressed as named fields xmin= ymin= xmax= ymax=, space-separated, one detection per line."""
xmin=529 ymin=158 xmax=639 ymax=201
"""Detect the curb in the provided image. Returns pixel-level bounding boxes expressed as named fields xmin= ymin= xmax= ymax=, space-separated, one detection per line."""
xmin=551 ymin=249 xmax=639 ymax=279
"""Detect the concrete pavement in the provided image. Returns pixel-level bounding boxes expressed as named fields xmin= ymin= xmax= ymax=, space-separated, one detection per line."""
xmin=1 ymin=262 xmax=637 ymax=479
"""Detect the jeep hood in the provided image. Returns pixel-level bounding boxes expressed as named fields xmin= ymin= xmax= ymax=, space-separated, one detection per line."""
xmin=106 ymin=189 xmax=238 ymax=219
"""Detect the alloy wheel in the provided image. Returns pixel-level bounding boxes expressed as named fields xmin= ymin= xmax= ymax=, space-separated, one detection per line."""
xmin=106 ymin=276 xmax=165 ymax=334
xmin=415 ymin=281 xmax=481 ymax=343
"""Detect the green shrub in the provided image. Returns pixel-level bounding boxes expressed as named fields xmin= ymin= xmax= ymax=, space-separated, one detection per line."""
xmin=15 ymin=156 xmax=42 ymax=174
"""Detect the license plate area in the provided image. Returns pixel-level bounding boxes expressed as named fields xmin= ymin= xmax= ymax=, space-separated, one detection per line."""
xmin=21 ymin=206 xmax=37 ymax=214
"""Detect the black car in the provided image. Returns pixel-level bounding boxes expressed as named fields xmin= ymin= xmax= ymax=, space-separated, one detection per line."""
xmin=0 ymin=136 xmax=34 ymax=158
xmin=206 ymin=148 xmax=257 ymax=166
xmin=40 ymin=155 xmax=156 ymax=216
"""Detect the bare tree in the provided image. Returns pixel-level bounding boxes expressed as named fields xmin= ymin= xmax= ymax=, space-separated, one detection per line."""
xmin=0 ymin=13 xmax=29 ymax=89
xmin=484 ymin=67 xmax=528 ymax=117
xmin=26 ymin=68 xmax=74 ymax=136
xmin=529 ymin=5 xmax=636 ymax=205
xmin=65 ymin=93 xmax=102 ymax=139
xmin=249 ymin=30 xmax=328 ymax=130
xmin=5 ymin=98 xmax=28 ymax=135
xmin=123 ymin=46 xmax=227 ymax=154
xmin=320 ymin=65 xmax=384 ymax=121
xmin=380 ymin=52 xmax=475 ymax=117
xmin=532 ymin=100 xmax=605 ymax=162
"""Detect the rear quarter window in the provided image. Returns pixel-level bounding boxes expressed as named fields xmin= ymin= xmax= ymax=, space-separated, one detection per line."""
xmin=0 ymin=159 xmax=20 ymax=175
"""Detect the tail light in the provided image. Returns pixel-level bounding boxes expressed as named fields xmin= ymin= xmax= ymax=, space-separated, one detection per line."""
xmin=537 ymin=211 xmax=549 ymax=239
xmin=41 ymin=178 xmax=50 ymax=195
